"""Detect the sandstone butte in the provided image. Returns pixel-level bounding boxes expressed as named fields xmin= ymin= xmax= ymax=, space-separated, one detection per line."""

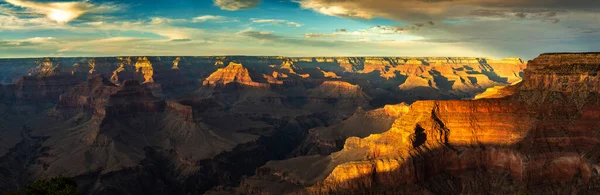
xmin=235 ymin=53 xmax=600 ymax=195
xmin=203 ymin=62 xmax=266 ymax=87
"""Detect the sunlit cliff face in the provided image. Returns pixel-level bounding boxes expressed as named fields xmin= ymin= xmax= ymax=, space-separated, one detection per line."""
xmin=300 ymin=53 xmax=600 ymax=194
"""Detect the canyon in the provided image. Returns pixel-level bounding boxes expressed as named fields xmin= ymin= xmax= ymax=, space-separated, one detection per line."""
xmin=0 ymin=56 xmax=529 ymax=194
xmin=225 ymin=53 xmax=600 ymax=194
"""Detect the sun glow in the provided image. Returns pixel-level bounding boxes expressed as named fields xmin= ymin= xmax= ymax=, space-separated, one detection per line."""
xmin=49 ymin=9 xmax=74 ymax=23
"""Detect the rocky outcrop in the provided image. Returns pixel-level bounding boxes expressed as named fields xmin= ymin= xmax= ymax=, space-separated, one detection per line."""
xmin=165 ymin=101 xmax=193 ymax=121
xmin=308 ymin=81 xmax=367 ymax=99
xmin=203 ymin=62 xmax=265 ymax=87
xmin=172 ymin=57 xmax=181 ymax=70
xmin=88 ymin=59 xmax=97 ymax=74
xmin=294 ymin=103 xmax=410 ymax=156
xmin=262 ymin=74 xmax=284 ymax=85
xmin=54 ymin=75 xmax=119 ymax=116
xmin=484 ymin=57 xmax=526 ymax=83
xmin=13 ymin=74 xmax=83 ymax=101
xmin=473 ymin=81 xmax=520 ymax=100
xmin=33 ymin=75 xmax=260 ymax=186
xmin=519 ymin=53 xmax=600 ymax=93
xmin=318 ymin=68 xmax=341 ymax=79
xmin=304 ymin=81 xmax=370 ymax=112
xmin=398 ymin=75 xmax=435 ymax=90
xmin=280 ymin=60 xmax=299 ymax=74
xmin=135 ymin=57 xmax=154 ymax=83
xmin=28 ymin=58 xmax=54 ymax=76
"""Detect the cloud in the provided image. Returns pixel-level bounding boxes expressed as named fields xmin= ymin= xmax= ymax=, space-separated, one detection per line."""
xmin=469 ymin=9 xmax=561 ymax=23
xmin=239 ymin=30 xmax=343 ymax=47
xmin=238 ymin=30 xmax=491 ymax=57
xmin=286 ymin=22 xmax=302 ymax=28
xmin=291 ymin=0 xmax=600 ymax=59
xmin=145 ymin=15 xmax=236 ymax=25
xmin=305 ymin=24 xmax=433 ymax=41
xmin=293 ymin=0 xmax=598 ymax=22
xmin=368 ymin=25 xmax=405 ymax=34
xmin=0 ymin=37 xmax=55 ymax=48
xmin=171 ymin=38 xmax=192 ymax=42
xmin=250 ymin=18 xmax=303 ymax=27
xmin=305 ymin=33 xmax=340 ymax=38
xmin=80 ymin=19 xmax=205 ymax=40
xmin=4 ymin=0 xmax=121 ymax=23
xmin=26 ymin=37 xmax=55 ymax=43
xmin=57 ymin=37 xmax=147 ymax=53
xmin=148 ymin=17 xmax=187 ymax=25
xmin=213 ymin=0 xmax=261 ymax=11
xmin=192 ymin=15 xmax=236 ymax=23
xmin=295 ymin=0 xmax=375 ymax=19
xmin=0 ymin=40 xmax=38 ymax=47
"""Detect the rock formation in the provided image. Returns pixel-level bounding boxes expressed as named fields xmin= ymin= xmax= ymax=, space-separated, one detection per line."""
xmin=172 ymin=57 xmax=181 ymax=70
xmin=0 ymin=55 xmax=529 ymax=195
xmin=280 ymin=60 xmax=299 ymax=74
xmin=135 ymin=57 xmax=154 ymax=83
xmin=28 ymin=58 xmax=54 ymax=76
xmin=203 ymin=62 xmax=265 ymax=87
xmin=308 ymin=81 xmax=367 ymax=99
xmin=231 ymin=53 xmax=600 ymax=195
xmin=88 ymin=59 xmax=96 ymax=74
xmin=110 ymin=57 xmax=133 ymax=85
xmin=294 ymin=103 xmax=410 ymax=156
xmin=305 ymin=81 xmax=370 ymax=112
xmin=318 ymin=67 xmax=341 ymax=79
xmin=263 ymin=74 xmax=284 ymax=85
xmin=12 ymin=74 xmax=82 ymax=101
xmin=26 ymin=75 xmax=260 ymax=193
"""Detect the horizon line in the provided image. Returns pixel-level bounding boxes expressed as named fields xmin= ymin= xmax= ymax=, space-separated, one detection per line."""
xmin=0 ymin=55 xmax=528 ymax=60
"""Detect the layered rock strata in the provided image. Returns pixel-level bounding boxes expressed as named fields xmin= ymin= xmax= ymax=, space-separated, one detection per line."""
xmin=234 ymin=53 xmax=600 ymax=195
xmin=203 ymin=62 xmax=265 ymax=87
xmin=294 ymin=103 xmax=410 ymax=156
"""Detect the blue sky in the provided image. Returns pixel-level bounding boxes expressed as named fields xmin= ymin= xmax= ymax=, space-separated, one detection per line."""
xmin=1 ymin=0 xmax=600 ymax=59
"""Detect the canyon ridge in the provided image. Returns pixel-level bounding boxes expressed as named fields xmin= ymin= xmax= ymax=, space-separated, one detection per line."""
xmin=4 ymin=54 xmax=590 ymax=194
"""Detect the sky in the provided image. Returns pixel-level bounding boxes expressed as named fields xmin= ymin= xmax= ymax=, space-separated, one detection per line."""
xmin=0 ymin=0 xmax=599 ymax=59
